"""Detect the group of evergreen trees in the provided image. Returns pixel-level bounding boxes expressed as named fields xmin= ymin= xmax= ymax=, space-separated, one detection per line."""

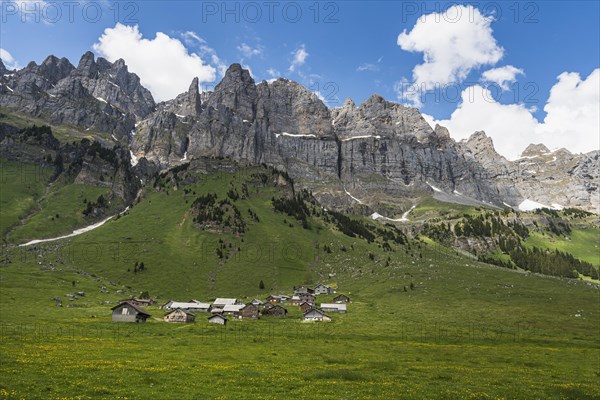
xmin=327 ymin=211 xmax=375 ymax=243
xmin=191 ymin=193 xmax=246 ymax=234
xmin=421 ymin=209 xmax=598 ymax=280
xmin=508 ymin=245 xmax=597 ymax=279
xmin=272 ymin=192 xmax=311 ymax=228
xmin=84 ymin=139 xmax=119 ymax=166
xmin=454 ymin=214 xmax=526 ymax=238
xmin=82 ymin=194 xmax=108 ymax=216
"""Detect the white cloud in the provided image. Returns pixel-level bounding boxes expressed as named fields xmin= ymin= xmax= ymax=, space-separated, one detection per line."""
xmin=266 ymin=68 xmax=280 ymax=78
xmin=481 ymin=65 xmax=524 ymax=90
xmin=536 ymin=69 xmax=600 ymax=155
xmin=181 ymin=31 xmax=206 ymax=46
xmin=423 ymin=85 xmax=538 ymax=159
xmin=237 ymin=43 xmax=263 ymax=58
xmin=93 ymin=24 xmax=217 ymax=102
xmin=425 ymin=69 xmax=600 ymax=159
xmin=0 ymin=48 xmax=20 ymax=70
xmin=397 ymin=5 xmax=503 ymax=105
xmin=357 ymin=63 xmax=379 ymax=72
xmin=179 ymin=30 xmax=227 ymax=78
xmin=358 ymin=56 xmax=383 ymax=72
xmin=289 ymin=45 xmax=308 ymax=72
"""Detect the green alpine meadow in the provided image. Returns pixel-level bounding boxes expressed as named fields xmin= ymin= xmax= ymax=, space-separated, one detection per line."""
xmin=1 ymin=2 xmax=599 ymax=398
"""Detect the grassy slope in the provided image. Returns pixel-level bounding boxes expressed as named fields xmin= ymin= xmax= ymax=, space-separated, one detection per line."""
xmin=1 ymin=167 xmax=599 ymax=399
xmin=8 ymin=183 xmax=110 ymax=244
xmin=0 ymin=159 xmax=51 ymax=236
xmin=525 ymin=228 xmax=600 ymax=267
xmin=1 ymin=156 xmax=113 ymax=244
xmin=410 ymin=196 xmax=481 ymax=220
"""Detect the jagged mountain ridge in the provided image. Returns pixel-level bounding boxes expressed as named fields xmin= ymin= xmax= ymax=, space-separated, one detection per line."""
xmin=0 ymin=53 xmax=597 ymax=213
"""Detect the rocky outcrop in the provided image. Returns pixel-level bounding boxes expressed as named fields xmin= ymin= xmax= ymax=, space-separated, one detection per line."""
xmin=461 ymin=133 xmax=598 ymax=212
xmin=70 ymin=52 xmax=155 ymax=119
xmin=0 ymin=52 xmax=154 ymax=139
xmin=160 ymin=77 xmax=202 ymax=118
xmin=512 ymin=148 xmax=599 ymax=212
xmin=204 ymin=64 xmax=257 ymax=122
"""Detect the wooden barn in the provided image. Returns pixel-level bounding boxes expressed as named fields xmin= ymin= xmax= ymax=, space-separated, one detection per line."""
xmin=163 ymin=309 xmax=196 ymax=323
xmin=266 ymin=295 xmax=288 ymax=303
xmin=286 ymin=296 xmax=301 ymax=306
xmin=223 ymin=304 xmax=244 ymax=315
xmin=111 ymin=301 xmax=151 ymax=323
xmin=238 ymin=303 xmax=260 ymax=319
xmin=314 ymin=284 xmax=334 ymax=295
xmin=299 ymin=293 xmax=315 ymax=305
xmin=333 ymin=294 xmax=350 ymax=303
xmin=294 ymin=287 xmax=314 ymax=295
xmin=118 ymin=297 xmax=155 ymax=307
xmin=208 ymin=314 xmax=227 ymax=325
xmin=303 ymin=308 xmax=331 ymax=322
xmin=299 ymin=301 xmax=313 ymax=314
xmin=264 ymin=304 xmax=288 ymax=317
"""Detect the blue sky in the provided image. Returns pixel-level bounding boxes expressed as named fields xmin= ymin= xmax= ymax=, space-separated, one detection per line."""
xmin=1 ymin=1 xmax=598 ymax=158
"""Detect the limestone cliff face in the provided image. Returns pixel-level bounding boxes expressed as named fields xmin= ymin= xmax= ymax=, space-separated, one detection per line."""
xmin=461 ymin=135 xmax=599 ymax=212
xmin=1 ymin=56 xmax=597 ymax=213
xmin=512 ymin=147 xmax=599 ymax=212
xmin=0 ymin=52 xmax=154 ymax=138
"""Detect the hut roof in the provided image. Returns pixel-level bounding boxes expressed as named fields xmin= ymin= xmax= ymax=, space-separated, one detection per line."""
xmin=111 ymin=301 xmax=151 ymax=316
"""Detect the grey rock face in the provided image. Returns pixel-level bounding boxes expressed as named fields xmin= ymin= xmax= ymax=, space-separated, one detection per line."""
xmin=332 ymin=94 xmax=432 ymax=142
xmin=513 ymin=148 xmax=599 ymax=212
xmin=204 ymin=64 xmax=257 ymax=123
xmin=160 ymin=77 xmax=202 ymax=118
xmin=460 ymin=132 xmax=598 ymax=212
xmin=0 ymin=52 xmax=154 ymax=139
xmin=521 ymin=143 xmax=550 ymax=157
xmin=131 ymin=110 xmax=191 ymax=166
xmin=70 ymin=52 xmax=155 ymax=119
xmin=2 ymin=54 xmax=596 ymax=213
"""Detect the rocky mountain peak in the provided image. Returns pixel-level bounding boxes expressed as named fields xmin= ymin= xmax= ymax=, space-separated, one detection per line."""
xmin=221 ymin=63 xmax=254 ymax=86
xmin=206 ymin=63 xmax=257 ymax=121
xmin=0 ymin=59 xmax=7 ymax=74
xmin=521 ymin=143 xmax=550 ymax=158
xmin=342 ymin=97 xmax=356 ymax=109
xmin=466 ymin=131 xmax=494 ymax=148
xmin=39 ymin=55 xmax=74 ymax=83
xmin=76 ymin=51 xmax=98 ymax=77
xmin=113 ymin=58 xmax=127 ymax=69
xmin=42 ymin=55 xmax=58 ymax=66
xmin=189 ymin=77 xmax=200 ymax=93
xmin=159 ymin=77 xmax=202 ymax=117
xmin=434 ymin=124 xmax=450 ymax=138
xmin=462 ymin=131 xmax=506 ymax=163
xmin=362 ymin=93 xmax=386 ymax=108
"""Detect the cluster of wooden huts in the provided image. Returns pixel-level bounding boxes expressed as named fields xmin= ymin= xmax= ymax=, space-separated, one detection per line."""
xmin=111 ymin=284 xmax=350 ymax=324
